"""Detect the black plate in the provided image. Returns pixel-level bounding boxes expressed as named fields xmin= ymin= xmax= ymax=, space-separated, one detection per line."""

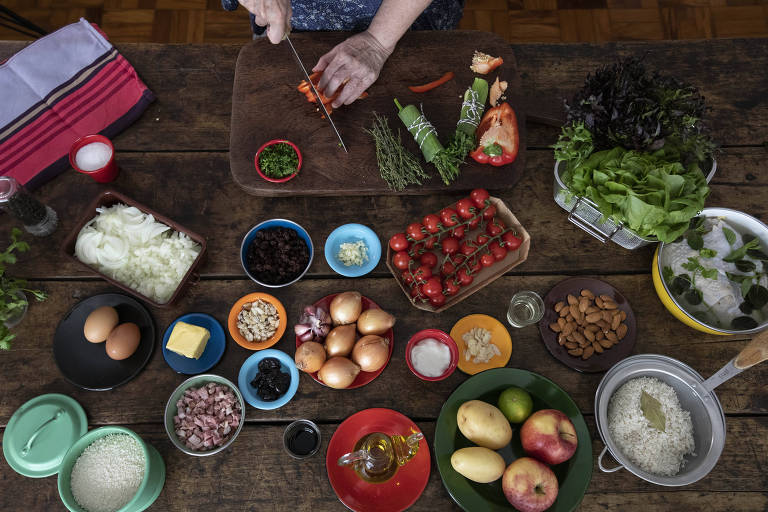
xmin=53 ymin=293 xmax=155 ymax=390
xmin=537 ymin=277 xmax=637 ymax=373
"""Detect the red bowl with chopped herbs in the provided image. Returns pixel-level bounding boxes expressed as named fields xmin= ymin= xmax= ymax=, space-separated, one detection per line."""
xmin=255 ymin=139 xmax=302 ymax=183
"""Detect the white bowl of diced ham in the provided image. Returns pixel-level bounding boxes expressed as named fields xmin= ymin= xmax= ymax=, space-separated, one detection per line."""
xmin=164 ymin=374 xmax=245 ymax=456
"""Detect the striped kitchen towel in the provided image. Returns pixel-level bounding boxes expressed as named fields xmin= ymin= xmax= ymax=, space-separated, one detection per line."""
xmin=0 ymin=18 xmax=155 ymax=188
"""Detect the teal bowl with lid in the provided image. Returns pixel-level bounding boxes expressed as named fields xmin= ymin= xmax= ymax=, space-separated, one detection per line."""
xmin=57 ymin=425 xmax=166 ymax=512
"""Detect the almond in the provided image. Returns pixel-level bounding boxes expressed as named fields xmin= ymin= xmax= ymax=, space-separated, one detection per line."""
xmin=601 ymin=310 xmax=613 ymax=323
xmin=573 ymin=331 xmax=586 ymax=344
xmin=584 ymin=329 xmax=595 ymax=342
xmin=558 ymin=333 xmax=567 ymax=345
xmin=611 ymin=315 xmax=621 ymax=331
xmin=567 ymin=294 xmax=578 ymax=306
xmin=620 ymin=310 xmax=627 ymax=321
xmin=562 ymin=322 xmax=574 ymax=336
xmin=581 ymin=346 xmax=594 ymax=359
xmin=568 ymin=348 xmax=583 ymax=356
xmin=559 ymin=307 xmax=569 ymax=318
xmin=585 ymin=324 xmax=600 ymax=333
xmin=569 ymin=304 xmax=580 ymax=319
xmin=599 ymin=338 xmax=614 ymax=349
xmin=599 ymin=294 xmax=612 ymax=302
xmin=617 ymin=323 xmax=628 ymax=340
xmin=592 ymin=341 xmax=604 ymax=353
xmin=565 ymin=341 xmax=578 ymax=349
xmin=606 ymin=330 xmax=618 ymax=342
xmin=595 ymin=296 xmax=604 ymax=309
xmin=596 ymin=330 xmax=605 ymax=341
xmin=585 ymin=306 xmax=600 ymax=314
xmin=557 ymin=317 xmax=566 ymax=330
xmin=603 ymin=301 xmax=618 ymax=310
xmin=597 ymin=319 xmax=611 ymax=331
xmin=554 ymin=301 xmax=565 ymax=313
xmin=585 ymin=312 xmax=602 ymax=323
xmin=549 ymin=322 xmax=562 ymax=333
xmin=581 ymin=289 xmax=595 ymax=299
xmin=578 ymin=297 xmax=590 ymax=313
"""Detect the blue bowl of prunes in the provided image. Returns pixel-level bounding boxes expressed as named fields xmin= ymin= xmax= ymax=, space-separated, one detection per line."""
xmin=237 ymin=349 xmax=299 ymax=410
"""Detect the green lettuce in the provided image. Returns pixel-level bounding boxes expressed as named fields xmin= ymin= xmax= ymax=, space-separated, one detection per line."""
xmin=557 ymin=125 xmax=709 ymax=243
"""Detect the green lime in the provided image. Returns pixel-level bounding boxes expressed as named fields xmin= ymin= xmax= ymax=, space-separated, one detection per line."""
xmin=498 ymin=386 xmax=533 ymax=423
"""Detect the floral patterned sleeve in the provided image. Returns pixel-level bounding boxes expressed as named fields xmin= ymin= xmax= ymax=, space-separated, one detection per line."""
xmin=221 ymin=0 xmax=464 ymax=32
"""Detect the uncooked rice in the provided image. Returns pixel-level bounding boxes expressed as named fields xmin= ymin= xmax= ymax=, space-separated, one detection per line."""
xmin=70 ymin=434 xmax=145 ymax=512
xmin=607 ymin=377 xmax=695 ymax=476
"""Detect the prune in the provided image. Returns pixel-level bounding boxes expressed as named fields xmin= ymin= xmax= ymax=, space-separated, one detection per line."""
xmin=251 ymin=357 xmax=291 ymax=401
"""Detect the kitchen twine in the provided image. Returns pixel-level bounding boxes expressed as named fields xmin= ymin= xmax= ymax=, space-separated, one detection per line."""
xmin=407 ymin=107 xmax=437 ymax=149
xmin=457 ymin=89 xmax=483 ymax=129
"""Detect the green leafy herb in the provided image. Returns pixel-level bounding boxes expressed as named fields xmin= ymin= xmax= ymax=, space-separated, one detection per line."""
xmin=685 ymin=288 xmax=704 ymax=305
xmin=686 ymin=231 xmax=704 ymax=250
xmin=1 ymin=229 xmax=47 ymax=350
xmin=662 ymin=266 xmax=675 ymax=282
xmin=746 ymin=285 xmax=768 ymax=309
xmin=670 ymin=275 xmax=692 ymax=294
xmin=558 ymin=145 xmax=709 ymax=243
xmin=735 ymin=259 xmax=756 ymax=273
xmin=483 ymin=143 xmax=503 ymax=156
xmin=366 ymin=113 xmax=428 ymax=191
xmin=258 ymin=142 xmax=299 ymax=178
xmin=700 ymin=248 xmax=717 ymax=258
xmin=723 ymin=238 xmax=761 ymax=263
xmin=640 ymin=390 xmax=666 ymax=432
xmin=681 ymin=257 xmax=701 ymax=272
xmin=723 ymin=227 xmax=737 ymax=245
xmin=701 ymin=267 xmax=719 ymax=279
xmin=564 ymin=56 xmax=715 ymax=164
xmin=732 ymin=316 xmax=758 ymax=330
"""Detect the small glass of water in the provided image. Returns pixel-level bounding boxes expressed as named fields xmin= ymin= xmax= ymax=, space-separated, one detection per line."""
xmin=507 ymin=291 xmax=544 ymax=328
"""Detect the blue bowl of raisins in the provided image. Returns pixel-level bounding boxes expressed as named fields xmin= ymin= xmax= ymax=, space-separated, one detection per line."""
xmin=240 ymin=219 xmax=313 ymax=288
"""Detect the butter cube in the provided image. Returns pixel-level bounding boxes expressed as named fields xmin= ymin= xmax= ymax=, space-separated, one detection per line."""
xmin=166 ymin=321 xmax=210 ymax=359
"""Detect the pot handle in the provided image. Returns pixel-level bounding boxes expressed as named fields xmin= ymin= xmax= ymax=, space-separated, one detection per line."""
xmin=598 ymin=446 xmax=624 ymax=473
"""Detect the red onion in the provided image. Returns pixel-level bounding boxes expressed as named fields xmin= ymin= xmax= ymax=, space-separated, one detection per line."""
xmin=294 ymin=305 xmax=331 ymax=342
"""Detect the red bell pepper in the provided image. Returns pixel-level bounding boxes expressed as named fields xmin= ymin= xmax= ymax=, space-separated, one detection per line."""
xmin=470 ymin=102 xmax=519 ymax=167
xmin=408 ymin=71 xmax=455 ymax=93
xmin=296 ymin=71 xmax=368 ymax=116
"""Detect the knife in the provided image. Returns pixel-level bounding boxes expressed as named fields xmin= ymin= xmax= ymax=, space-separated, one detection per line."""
xmin=285 ymin=36 xmax=348 ymax=153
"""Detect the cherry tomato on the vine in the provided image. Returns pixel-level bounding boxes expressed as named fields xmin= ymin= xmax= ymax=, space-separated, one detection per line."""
xmin=441 ymin=237 xmax=460 ymax=255
xmin=470 ymin=189 xmax=490 ymax=208
xmin=453 ymin=254 xmax=467 ymax=266
xmin=422 ymin=277 xmax=443 ymax=297
xmin=402 ymin=271 xmax=414 ymax=285
xmin=489 ymin=241 xmax=507 ymax=261
xmin=439 ymin=208 xmax=459 ymax=227
xmin=468 ymin=215 xmax=481 ymax=230
xmin=429 ymin=293 xmax=446 ymax=307
xmin=468 ymin=258 xmax=482 ymax=274
xmin=406 ymin=222 xmax=425 ymax=241
xmin=457 ymin=268 xmax=473 ymax=286
xmin=452 ymin=225 xmax=465 ymax=239
xmin=413 ymin=265 xmax=432 ymax=282
xmin=460 ymin=241 xmax=477 ymax=256
xmin=410 ymin=285 xmax=425 ymax=300
xmin=423 ymin=236 xmax=436 ymax=250
xmin=482 ymin=205 xmax=497 ymax=220
xmin=487 ymin=220 xmax=505 ymax=236
xmin=392 ymin=251 xmax=411 ymax=270
xmin=456 ymin=198 xmax=475 ymax=220
xmin=422 ymin=214 xmax=441 ymax=234
xmin=420 ymin=252 xmax=438 ymax=268
xmin=475 ymin=234 xmax=490 ymax=246
xmin=443 ymin=279 xmax=460 ymax=296
xmin=502 ymin=232 xmax=522 ymax=251
xmin=480 ymin=253 xmax=495 ymax=267
xmin=389 ymin=233 xmax=409 ymax=252
xmin=441 ymin=260 xmax=456 ymax=276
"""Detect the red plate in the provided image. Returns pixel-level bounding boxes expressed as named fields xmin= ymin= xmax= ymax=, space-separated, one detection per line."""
xmin=326 ymin=408 xmax=431 ymax=512
xmin=295 ymin=294 xmax=394 ymax=389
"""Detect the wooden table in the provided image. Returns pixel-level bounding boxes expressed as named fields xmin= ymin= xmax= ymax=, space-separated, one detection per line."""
xmin=1 ymin=35 xmax=767 ymax=511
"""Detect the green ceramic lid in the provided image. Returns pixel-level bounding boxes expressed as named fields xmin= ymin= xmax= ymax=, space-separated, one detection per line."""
xmin=3 ymin=394 xmax=88 ymax=478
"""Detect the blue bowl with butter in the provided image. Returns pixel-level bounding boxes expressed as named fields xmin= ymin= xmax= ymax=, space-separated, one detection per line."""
xmin=162 ymin=313 xmax=226 ymax=374
xmin=324 ymin=223 xmax=381 ymax=277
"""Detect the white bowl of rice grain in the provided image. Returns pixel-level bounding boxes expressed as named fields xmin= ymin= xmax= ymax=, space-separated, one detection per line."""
xmin=594 ymin=354 xmax=726 ymax=486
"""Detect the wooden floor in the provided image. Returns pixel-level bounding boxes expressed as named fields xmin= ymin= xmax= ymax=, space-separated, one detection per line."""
xmin=1 ymin=0 xmax=767 ymax=43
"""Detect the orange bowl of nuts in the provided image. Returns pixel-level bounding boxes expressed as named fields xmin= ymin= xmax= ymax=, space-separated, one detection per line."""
xmin=537 ymin=277 xmax=636 ymax=373
xmin=228 ymin=292 xmax=287 ymax=350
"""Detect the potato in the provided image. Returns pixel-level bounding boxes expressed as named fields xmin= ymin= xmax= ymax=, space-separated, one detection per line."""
xmin=451 ymin=447 xmax=506 ymax=483
xmin=457 ymin=400 xmax=513 ymax=450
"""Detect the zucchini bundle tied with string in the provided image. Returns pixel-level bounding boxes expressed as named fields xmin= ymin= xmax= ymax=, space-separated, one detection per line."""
xmin=395 ymin=99 xmax=461 ymax=185
xmin=447 ymin=78 xmax=489 ymax=161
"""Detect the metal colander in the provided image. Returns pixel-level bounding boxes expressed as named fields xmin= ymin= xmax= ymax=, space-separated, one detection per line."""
xmin=553 ymin=160 xmax=717 ymax=250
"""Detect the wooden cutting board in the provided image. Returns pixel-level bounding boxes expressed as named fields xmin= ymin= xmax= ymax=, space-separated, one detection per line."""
xmin=230 ymin=31 xmax=528 ymax=196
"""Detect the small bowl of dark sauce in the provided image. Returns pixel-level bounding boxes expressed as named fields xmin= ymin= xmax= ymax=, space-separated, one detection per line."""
xmin=283 ymin=419 xmax=321 ymax=459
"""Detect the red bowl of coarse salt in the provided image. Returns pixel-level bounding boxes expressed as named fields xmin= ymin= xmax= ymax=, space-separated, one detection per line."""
xmin=254 ymin=139 xmax=302 ymax=183
xmin=406 ymin=329 xmax=458 ymax=381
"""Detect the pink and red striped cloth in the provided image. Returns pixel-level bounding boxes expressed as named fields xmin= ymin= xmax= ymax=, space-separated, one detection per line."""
xmin=0 ymin=19 xmax=154 ymax=188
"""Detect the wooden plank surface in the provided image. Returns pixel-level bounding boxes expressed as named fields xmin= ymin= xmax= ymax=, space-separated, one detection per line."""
xmin=1 ymin=276 xmax=765 ymax=426
xmin=230 ymin=31 xmax=529 ymax=196
xmin=2 ymin=37 xmax=767 ymax=152
xmin=1 ymin=38 xmax=768 ymax=511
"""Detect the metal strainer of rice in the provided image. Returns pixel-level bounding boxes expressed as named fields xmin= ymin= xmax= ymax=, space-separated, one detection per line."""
xmin=594 ymin=331 xmax=768 ymax=486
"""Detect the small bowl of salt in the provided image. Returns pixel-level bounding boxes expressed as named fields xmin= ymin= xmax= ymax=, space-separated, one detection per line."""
xmin=406 ymin=329 xmax=458 ymax=381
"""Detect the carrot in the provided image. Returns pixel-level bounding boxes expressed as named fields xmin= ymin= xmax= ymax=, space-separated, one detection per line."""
xmin=408 ymin=72 xmax=455 ymax=93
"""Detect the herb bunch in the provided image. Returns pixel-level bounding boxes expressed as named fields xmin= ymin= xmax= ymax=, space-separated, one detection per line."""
xmin=1 ymin=228 xmax=47 ymax=350
xmin=366 ymin=113 xmax=429 ymax=191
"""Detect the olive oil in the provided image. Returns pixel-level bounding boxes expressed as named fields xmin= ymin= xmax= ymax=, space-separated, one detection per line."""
xmin=338 ymin=431 xmax=424 ymax=483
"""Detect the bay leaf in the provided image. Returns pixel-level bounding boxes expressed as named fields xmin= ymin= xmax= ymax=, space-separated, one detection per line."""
xmin=640 ymin=390 xmax=666 ymax=432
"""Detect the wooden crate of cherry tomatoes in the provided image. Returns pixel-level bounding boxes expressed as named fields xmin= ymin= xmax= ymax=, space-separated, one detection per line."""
xmin=385 ymin=188 xmax=531 ymax=313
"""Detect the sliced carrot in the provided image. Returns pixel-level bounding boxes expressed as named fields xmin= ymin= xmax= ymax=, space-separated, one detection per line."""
xmin=408 ymin=71 xmax=455 ymax=93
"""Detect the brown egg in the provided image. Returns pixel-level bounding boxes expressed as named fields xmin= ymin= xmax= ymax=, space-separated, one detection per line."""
xmin=83 ymin=306 xmax=119 ymax=343
xmin=105 ymin=322 xmax=141 ymax=360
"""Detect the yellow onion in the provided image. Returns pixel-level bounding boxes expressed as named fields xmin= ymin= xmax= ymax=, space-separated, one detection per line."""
xmin=295 ymin=341 xmax=326 ymax=373
xmin=351 ymin=335 xmax=390 ymax=372
xmin=330 ymin=291 xmax=362 ymax=325
xmin=324 ymin=324 xmax=357 ymax=357
xmin=356 ymin=309 xmax=396 ymax=336
xmin=318 ymin=357 xmax=361 ymax=389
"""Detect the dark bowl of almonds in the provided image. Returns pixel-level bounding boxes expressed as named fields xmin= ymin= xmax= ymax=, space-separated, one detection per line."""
xmin=240 ymin=219 xmax=313 ymax=288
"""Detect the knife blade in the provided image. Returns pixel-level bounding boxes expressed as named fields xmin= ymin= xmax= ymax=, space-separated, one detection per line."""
xmin=285 ymin=36 xmax=348 ymax=153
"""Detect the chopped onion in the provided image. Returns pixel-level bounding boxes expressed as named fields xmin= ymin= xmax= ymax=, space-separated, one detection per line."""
xmin=74 ymin=203 xmax=201 ymax=303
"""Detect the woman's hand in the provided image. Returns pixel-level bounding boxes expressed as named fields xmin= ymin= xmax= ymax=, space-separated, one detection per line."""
xmin=312 ymin=31 xmax=392 ymax=109
xmin=239 ymin=0 xmax=291 ymax=44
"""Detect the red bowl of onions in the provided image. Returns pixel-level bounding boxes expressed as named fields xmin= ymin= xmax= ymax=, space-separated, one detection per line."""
xmin=294 ymin=293 xmax=394 ymax=390
xmin=406 ymin=329 xmax=458 ymax=381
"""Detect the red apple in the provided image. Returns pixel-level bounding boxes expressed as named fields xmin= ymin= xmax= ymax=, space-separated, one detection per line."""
xmin=520 ymin=409 xmax=578 ymax=465
xmin=502 ymin=457 xmax=559 ymax=512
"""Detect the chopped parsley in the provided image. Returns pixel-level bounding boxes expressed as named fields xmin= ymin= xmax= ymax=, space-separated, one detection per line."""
xmin=259 ymin=143 xmax=299 ymax=178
